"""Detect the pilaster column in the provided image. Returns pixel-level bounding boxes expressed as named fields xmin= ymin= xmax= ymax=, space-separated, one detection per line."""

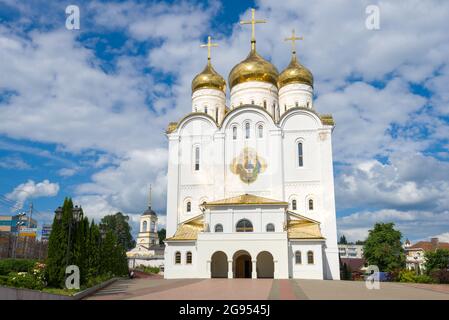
xmin=206 ymin=260 xmax=211 ymax=278
xmin=251 ymin=260 xmax=257 ymax=279
xmin=273 ymin=260 xmax=278 ymax=279
xmin=227 ymin=260 xmax=233 ymax=279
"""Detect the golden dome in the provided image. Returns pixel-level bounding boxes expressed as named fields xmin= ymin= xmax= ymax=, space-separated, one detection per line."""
xmin=278 ymin=53 xmax=313 ymax=88
xmin=191 ymin=62 xmax=226 ymax=93
xmin=228 ymin=48 xmax=279 ymax=90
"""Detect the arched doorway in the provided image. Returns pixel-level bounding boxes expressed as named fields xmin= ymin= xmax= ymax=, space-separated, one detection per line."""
xmin=211 ymin=251 xmax=228 ymax=278
xmin=233 ymin=250 xmax=252 ymax=278
xmin=256 ymin=251 xmax=274 ymax=278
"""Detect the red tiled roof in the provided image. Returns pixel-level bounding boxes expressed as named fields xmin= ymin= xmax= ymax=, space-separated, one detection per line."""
xmin=409 ymin=241 xmax=449 ymax=251
xmin=341 ymin=258 xmax=366 ymax=272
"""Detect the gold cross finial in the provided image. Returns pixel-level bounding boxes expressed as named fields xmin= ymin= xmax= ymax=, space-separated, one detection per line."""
xmin=200 ymin=36 xmax=218 ymax=65
xmin=285 ymin=29 xmax=303 ymax=55
xmin=240 ymin=8 xmax=266 ymax=51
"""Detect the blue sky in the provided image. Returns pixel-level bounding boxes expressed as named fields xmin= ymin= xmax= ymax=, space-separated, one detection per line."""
xmin=0 ymin=0 xmax=448 ymax=242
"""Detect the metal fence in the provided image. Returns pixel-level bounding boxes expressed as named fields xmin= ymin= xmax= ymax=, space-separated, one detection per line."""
xmin=0 ymin=232 xmax=48 ymax=260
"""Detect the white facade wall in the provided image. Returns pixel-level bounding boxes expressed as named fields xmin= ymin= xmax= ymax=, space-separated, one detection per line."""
xmin=192 ymin=88 xmax=226 ymax=123
xmin=289 ymin=241 xmax=324 ymax=279
xmin=165 ymin=100 xmax=340 ymax=280
xmin=278 ymin=83 xmax=313 ymax=116
xmin=230 ymin=82 xmax=279 ymax=119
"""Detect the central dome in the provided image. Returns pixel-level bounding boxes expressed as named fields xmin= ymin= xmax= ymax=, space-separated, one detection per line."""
xmin=228 ymin=49 xmax=279 ymax=90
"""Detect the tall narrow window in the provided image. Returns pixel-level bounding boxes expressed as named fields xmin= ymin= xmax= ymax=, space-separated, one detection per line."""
xmin=151 ymin=221 xmax=155 ymax=232
xmin=307 ymin=251 xmax=314 ymax=264
xmin=307 ymin=102 xmax=310 ymax=108
xmin=309 ymin=199 xmax=314 ymax=211
xmin=142 ymin=221 xmax=147 ymax=232
xmin=295 ymin=251 xmax=302 ymax=264
xmin=263 ymin=100 xmax=267 ymax=109
xmin=245 ymin=123 xmax=250 ymax=139
xmin=284 ymin=104 xmax=287 ymax=112
xmin=258 ymin=125 xmax=263 ymax=138
xmin=266 ymin=223 xmax=275 ymax=232
xmin=175 ymin=251 xmax=181 ymax=264
xmin=292 ymin=199 xmax=297 ymax=210
xmin=215 ymin=224 xmax=223 ymax=232
xmin=272 ymin=103 xmax=275 ymax=115
xmin=215 ymin=108 xmax=218 ymax=121
xmin=204 ymin=106 xmax=208 ymax=114
xmin=195 ymin=147 xmax=200 ymax=171
xmin=298 ymin=142 xmax=303 ymax=167
xmin=187 ymin=201 xmax=191 ymax=212
xmin=233 ymin=126 xmax=237 ymax=140
xmin=251 ymin=99 xmax=254 ymax=105
xmin=295 ymin=101 xmax=299 ymax=107
xmin=186 ymin=252 xmax=192 ymax=264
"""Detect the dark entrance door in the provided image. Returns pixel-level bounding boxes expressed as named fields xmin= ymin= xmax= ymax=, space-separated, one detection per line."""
xmin=235 ymin=254 xmax=252 ymax=278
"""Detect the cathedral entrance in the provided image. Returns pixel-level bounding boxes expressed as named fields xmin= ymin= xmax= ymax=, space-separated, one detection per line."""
xmin=233 ymin=250 xmax=252 ymax=278
xmin=211 ymin=251 xmax=228 ymax=278
xmin=256 ymin=251 xmax=274 ymax=278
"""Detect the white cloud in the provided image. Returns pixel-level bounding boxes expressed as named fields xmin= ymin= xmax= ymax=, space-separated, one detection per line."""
xmin=0 ymin=155 xmax=31 ymax=169
xmin=6 ymin=179 xmax=59 ymax=210
xmin=1 ymin=0 xmax=449 ymax=241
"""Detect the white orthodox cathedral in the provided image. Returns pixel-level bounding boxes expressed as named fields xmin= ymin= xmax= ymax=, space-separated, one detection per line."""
xmin=163 ymin=9 xmax=340 ymax=280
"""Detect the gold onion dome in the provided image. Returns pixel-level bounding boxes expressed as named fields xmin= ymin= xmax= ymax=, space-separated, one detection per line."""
xmin=278 ymin=52 xmax=313 ymax=88
xmin=228 ymin=47 xmax=279 ymax=90
xmin=191 ymin=61 xmax=226 ymax=93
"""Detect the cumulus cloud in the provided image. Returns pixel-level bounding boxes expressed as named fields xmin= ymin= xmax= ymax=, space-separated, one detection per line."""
xmin=6 ymin=179 xmax=59 ymax=209
xmin=0 ymin=0 xmax=448 ymax=241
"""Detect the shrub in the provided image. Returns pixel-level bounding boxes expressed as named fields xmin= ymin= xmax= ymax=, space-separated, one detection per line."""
xmin=0 ymin=275 xmax=8 ymax=286
xmin=431 ymin=269 xmax=449 ymax=284
xmin=0 ymin=259 xmax=37 ymax=276
xmin=5 ymin=262 xmax=47 ymax=290
xmin=398 ymin=269 xmax=435 ymax=283
xmin=145 ymin=266 xmax=160 ymax=274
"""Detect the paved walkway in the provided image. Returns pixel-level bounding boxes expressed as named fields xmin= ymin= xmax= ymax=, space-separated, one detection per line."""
xmin=85 ymin=277 xmax=449 ymax=300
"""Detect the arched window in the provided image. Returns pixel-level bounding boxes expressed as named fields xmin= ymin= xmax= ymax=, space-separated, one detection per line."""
xmin=245 ymin=123 xmax=250 ymax=139
xmin=307 ymin=102 xmax=310 ymax=108
xmin=214 ymin=224 xmax=223 ymax=232
xmin=298 ymin=142 xmax=303 ymax=167
xmin=292 ymin=199 xmax=297 ymax=210
xmin=308 ymin=199 xmax=314 ymax=211
xmin=307 ymin=251 xmax=314 ymax=264
xmin=175 ymin=251 xmax=181 ymax=264
xmin=195 ymin=147 xmax=200 ymax=171
xmin=263 ymin=100 xmax=267 ymax=109
xmin=295 ymin=101 xmax=299 ymax=107
xmin=232 ymin=126 xmax=237 ymax=140
xmin=236 ymin=219 xmax=253 ymax=232
xmin=194 ymin=107 xmax=197 ymax=112
xmin=266 ymin=223 xmax=275 ymax=232
xmin=204 ymin=106 xmax=208 ymax=114
xmin=258 ymin=125 xmax=263 ymax=138
xmin=150 ymin=221 xmax=155 ymax=232
xmin=142 ymin=221 xmax=147 ymax=232
xmin=186 ymin=252 xmax=192 ymax=264
xmin=295 ymin=251 xmax=302 ymax=264
xmin=186 ymin=201 xmax=191 ymax=212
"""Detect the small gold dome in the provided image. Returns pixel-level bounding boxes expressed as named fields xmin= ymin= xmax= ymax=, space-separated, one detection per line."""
xmin=228 ymin=49 xmax=279 ymax=90
xmin=278 ymin=54 xmax=313 ymax=88
xmin=191 ymin=62 xmax=226 ymax=93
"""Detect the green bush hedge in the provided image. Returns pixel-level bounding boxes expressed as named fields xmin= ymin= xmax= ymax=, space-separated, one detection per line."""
xmin=0 ymin=259 xmax=37 ymax=276
xmin=398 ymin=270 xmax=435 ymax=283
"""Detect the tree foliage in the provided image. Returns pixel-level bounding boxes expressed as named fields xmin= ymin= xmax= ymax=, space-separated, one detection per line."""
xmin=363 ymin=222 xmax=405 ymax=272
xmin=339 ymin=235 xmax=347 ymax=244
xmin=46 ymin=198 xmax=130 ymax=288
xmin=158 ymin=228 xmax=166 ymax=245
xmin=100 ymin=212 xmax=135 ymax=250
xmin=424 ymin=249 xmax=449 ymax=274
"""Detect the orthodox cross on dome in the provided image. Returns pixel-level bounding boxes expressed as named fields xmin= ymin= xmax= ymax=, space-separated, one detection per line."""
xmin=285 ymin=28 xmax=303 ymax=56
xmin=200 ymin=35 xmax=218 ymax=65
xmin=240 ymin=8 xmax=266 ymax=52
